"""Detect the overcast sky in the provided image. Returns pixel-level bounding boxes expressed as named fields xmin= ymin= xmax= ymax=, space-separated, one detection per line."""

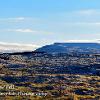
xmin=0 ymin=0 xmax=100 ymax=52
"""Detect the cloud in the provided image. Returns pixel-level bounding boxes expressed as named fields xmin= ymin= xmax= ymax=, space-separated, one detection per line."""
xmin=7 ymin=29 xmax=35 ymax=33
xmin=72 ymin=9 xmax=100 ymax=16
xmin=7 ymin=17 xmax=25 ymax=21
xmin=0 ymin=17 xmax=40 ymax=23
xmin=77 ymin=9 xmax=98 ymax=15
xmin=0 ymin=17 xmax=26 ymax=22
xmin=65 ymin=39 xmax=100 ymax=43
xmin=0 ymin=42 xmax=39 ymax=53
xmin=65 ymin=22 xmax=100 ymax=27
xmin=6 ymin=28 xmax=53 ymax=34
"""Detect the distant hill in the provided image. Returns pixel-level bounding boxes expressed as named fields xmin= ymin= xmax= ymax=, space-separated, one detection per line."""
xmin=35 ymin=43 xmax=100 ymax=53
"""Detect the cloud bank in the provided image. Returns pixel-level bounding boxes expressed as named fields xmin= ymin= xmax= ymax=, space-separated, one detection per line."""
xmin=65 ymin=39 xmax=100 ymax=43
xmin=0 ymin=42 xmax=39 ymax=53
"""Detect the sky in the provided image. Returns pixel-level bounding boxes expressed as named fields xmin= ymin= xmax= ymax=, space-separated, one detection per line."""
xmin=0 ymin=0 xmax=100 ymax=52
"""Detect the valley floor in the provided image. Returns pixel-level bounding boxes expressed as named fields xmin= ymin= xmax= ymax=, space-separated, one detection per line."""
xmin=0 ymin=73 xmax=100 ymax=100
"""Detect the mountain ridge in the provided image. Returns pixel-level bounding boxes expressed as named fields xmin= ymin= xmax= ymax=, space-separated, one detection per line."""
xmin=35 ymin=42 xmax=100 ymax=53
